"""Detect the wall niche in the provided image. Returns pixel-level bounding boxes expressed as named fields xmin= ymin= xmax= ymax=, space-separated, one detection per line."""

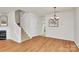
xmin=0 ymin=15 xmax=8 ymax=27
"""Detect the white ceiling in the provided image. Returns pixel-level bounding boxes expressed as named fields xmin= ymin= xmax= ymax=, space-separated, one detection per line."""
xmin=22 ymin=7 xmax=75 ymax=16
xmin=0 ymin=7 xmax=75 ymax=16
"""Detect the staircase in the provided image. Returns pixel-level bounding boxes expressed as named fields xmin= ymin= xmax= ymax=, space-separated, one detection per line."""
xmin=15 ymin=10 xmax=30 ymax=42
xmin=21 ymin=28 xmax=30 ymax=41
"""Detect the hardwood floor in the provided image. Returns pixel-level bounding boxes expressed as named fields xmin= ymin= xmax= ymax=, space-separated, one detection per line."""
xmin=0 ymin=36 xmax=79 ymax=52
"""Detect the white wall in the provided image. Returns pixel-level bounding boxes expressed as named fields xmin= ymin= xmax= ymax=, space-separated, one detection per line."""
xmin=45 ymin=10 xmax=75 ymax=41
xmin=38 ymin=16 xmax=46 ymax=36
xmin=74 ymin=8 xmax=79 ymax=47
xmin=8 ymin=11 xmax=21 ymax=42
xmin=36 ymin=16 xmax=44 ymax=35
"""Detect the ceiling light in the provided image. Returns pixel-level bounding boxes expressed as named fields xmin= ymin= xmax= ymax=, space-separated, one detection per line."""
xmin=49 ymin=7 xmax=59 ymax=27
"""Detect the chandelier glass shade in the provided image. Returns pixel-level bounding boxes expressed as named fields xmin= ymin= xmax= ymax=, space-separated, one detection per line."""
xmin=50 ymin=7 xmax=59 ymax=20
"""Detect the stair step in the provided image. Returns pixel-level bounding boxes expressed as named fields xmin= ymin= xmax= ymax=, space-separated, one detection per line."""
xmin=21 ymin=28 xmax=30 ymax=41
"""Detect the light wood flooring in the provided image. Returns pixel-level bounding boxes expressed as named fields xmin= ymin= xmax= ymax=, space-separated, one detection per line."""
xmin=0 ymin=36 xmax=79 ymax=52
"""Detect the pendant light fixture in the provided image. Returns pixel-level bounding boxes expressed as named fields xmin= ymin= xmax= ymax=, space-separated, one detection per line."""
xmin=49 ymin=7 xmax=59 ymax=27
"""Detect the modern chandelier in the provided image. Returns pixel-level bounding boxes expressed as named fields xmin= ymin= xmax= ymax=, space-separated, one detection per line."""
xmin=49 ymin=7 xmax=59 ymax=27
